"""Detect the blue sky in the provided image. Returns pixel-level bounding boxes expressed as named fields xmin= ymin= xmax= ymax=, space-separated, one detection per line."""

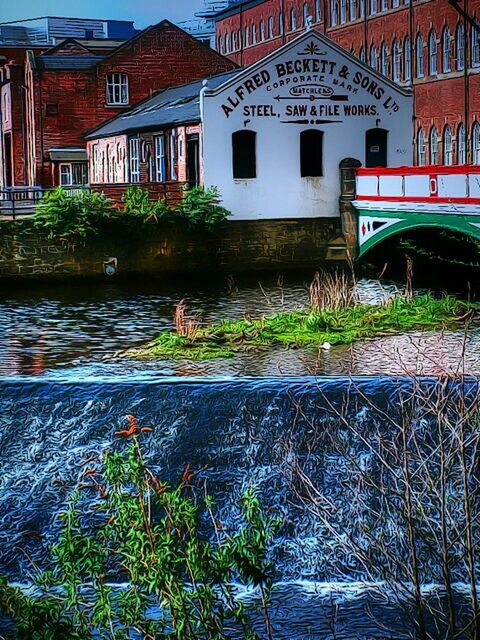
xmin=1 ymin=1 xmax=205 ymax=27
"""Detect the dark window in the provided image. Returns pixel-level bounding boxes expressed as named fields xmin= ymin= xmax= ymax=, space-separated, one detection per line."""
xmin=232 ymin=130 xmax=256 ymax=179
xmin=85 ymin=29 xmax=94 ymax=38
xmin=45 ymin=103 xmax=59 ymax=116
xmin=300 ymin=129 xmax=323 ymax=177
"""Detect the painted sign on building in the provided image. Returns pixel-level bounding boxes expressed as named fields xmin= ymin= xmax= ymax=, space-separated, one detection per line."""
xmin=202 ymin=28 xmax=413 ymax=221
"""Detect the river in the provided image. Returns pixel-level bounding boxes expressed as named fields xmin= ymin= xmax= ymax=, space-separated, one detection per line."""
xmin=1 ymin=274 xmax=479 ymax=639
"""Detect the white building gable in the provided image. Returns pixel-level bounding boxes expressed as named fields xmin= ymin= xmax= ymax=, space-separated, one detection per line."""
xmin=201 ymin=27 xmax=413 ymax=221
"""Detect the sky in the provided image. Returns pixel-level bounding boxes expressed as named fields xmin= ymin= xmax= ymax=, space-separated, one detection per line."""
xmin=0 ymin=0 xmax=206 ymax=28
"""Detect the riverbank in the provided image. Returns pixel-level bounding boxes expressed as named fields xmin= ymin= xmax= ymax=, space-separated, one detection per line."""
xmin=126 ymin=294 xmax=478 ymax=361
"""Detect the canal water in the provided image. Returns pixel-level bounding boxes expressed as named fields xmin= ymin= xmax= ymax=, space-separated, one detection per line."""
xmin=1 ymin=273 xmax=479 ymax=638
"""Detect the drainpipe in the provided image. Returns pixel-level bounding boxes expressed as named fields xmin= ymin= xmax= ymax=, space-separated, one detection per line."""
xmin=410 ymin=0 xmax=415 ymax=164
xmin=323 ymin=0 xmax=327 ymax=34
xmin=38 ymin=72 xmax=45 ymax=188
xmin=364 ymin=0 xmax=368 ymax=59
xmin=464 ymin=0 xmax=469 ymax=162
xmin=240 ymin=3 xmax=244 ymax=66
xmin=282 ymin=0 xmax=286 ymax=44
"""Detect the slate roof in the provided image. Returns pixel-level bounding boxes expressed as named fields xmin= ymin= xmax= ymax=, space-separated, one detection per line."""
xmin=85 ymin=68 xmax=241 ymax=140
xmin=36 ymin=55 xmax=104 ymax=70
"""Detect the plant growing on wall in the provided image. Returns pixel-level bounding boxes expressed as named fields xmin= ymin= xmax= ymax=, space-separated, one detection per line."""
xmin=0 ymin=427 xmax=277 ymax=639
xmin=33 ymin=188 xmax=115 ymax=240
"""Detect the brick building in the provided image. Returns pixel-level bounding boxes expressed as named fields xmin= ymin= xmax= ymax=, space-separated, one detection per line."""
xmin=213 ymin=0 xmax=480 ymax=166
xmin=0 ymin=20 xmax=236 ymax=190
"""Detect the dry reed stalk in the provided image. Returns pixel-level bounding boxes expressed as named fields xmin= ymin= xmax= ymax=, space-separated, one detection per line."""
xmin=309 ymin=270 xmax=356 ymax=312
xmin=174 ymin=300 xmax=200 ymax=340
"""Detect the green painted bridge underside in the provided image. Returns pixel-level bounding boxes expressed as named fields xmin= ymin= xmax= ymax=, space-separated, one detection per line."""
xmin=357 ymin=209 xmax=480 ymax=257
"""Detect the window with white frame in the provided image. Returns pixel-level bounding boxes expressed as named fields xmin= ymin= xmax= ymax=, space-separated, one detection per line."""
xmin=416 ymin=33 xmax=424 ymax=77
xmin=340 ymin=0 xmax=347 ymax=23
xmin=392 ymin=40 xmax=401 ymax=82
xmin=93 ymin=144 xmax=100 ymax=183
xmin=472 ymin=122 xmax=480 ymax=164
xmin=315 ymin=0 xmax=322 ymax=21
xmin=359 ymin=46 xmax=365 ymax=62
xmin=290 ymin=8 xmax=297 ymax=30
xmin=456 ymin=22 xmax=465 ymax=70
xmin=245 ymin=25 xmax=250 ymax=46
xmin=169 ymin=131 xmax=177 ymax=180
xmin=303 ymin=2 xmax=309 ymax=26
xmin=472 ymin=22 xmax=480 ymax=67
xmin=252 ymin=23 xmax=257 ymax=43
xmin=224 ymin=34 xmax=228 ymax=53
xmin=60 ymin=162 xmax=88 ymax=186
xmin=417 ymin=128 xmax=426 ymax=165
xmin=443 ymin=125 xmax=453 ymax=165
xmin=430 ymin=126 xmax=439 ymax=164
xmin=279 ymin=12 xmax=284 ymax=34
xmin=350 ymin=0 xmax=357 ymax=20
xmin=442 ymin=26 xmax=451 ymax=72
xmin=370 ymin=0 xmax=377 ymax=16
xmin=381 ymin=0 xmax=388 ymax=12
xmin=429 ymin=30 xmax=438 ymax=75
xmin=331 ymin=0 xmax=338 ymax=26
xmin=457 ymin=123 xmax=466 ymax=164
xmin=154 ymin=134 xmax=166 ymax=182
xmin=231 ymin=31 xmax=236 ymax=51
xmin=392 ymin=0 xmax=399 ymax=6
xmin=260 ymin=20 xmax=265 ymax=41
xmin=268 ymin=16 xmax=274 ymax=38
xmin=370 ymin=44 xmax=377 ymax=70
xmin=106 ymin=73 xmax=129 ymax=106
xmin=404 ymin=36 xmax=411 ymax=81
xmin=129 ymin=138 xmax=140 ymax=183
xmin=360 ymin=0 xmax=365 ymax=18
xmin=380 ymin=42 xmax=389 ymax=76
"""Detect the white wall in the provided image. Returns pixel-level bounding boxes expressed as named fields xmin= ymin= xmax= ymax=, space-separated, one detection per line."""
xmin=202 ymin=29 xmax=413 ymax=220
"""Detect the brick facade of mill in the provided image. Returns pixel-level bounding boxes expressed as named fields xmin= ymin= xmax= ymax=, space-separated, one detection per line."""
xmin=214 ymin=0 xmax=480 ymax=166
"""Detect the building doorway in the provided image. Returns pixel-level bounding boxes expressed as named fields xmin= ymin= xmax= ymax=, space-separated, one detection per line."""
xmin=187 ymin=134 xmax=200 ymax=187
xmin=3 ymin=133 xmax=13 ymax=188
xmin=365 ymin=128 xmax=388 ymax=168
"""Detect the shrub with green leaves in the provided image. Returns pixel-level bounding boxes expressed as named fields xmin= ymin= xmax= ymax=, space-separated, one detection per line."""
xmin=122 ymin=186 xmax=173 ymax=224
xmin=180 ymin=186 xmax=231 ymax=228
xmin=0 ymin=433 xmax=277 ymax=639
xmin=33 ymin=188 xmax=116 ymax=240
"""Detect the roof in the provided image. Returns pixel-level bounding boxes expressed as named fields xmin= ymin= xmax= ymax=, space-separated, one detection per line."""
xmin=36 ymin=54 xmax=104 ymax=70
xmin=85 ymin=68 xmax=242 ymax=140
xmin=212 ymin=0 xmax=265 ymax=20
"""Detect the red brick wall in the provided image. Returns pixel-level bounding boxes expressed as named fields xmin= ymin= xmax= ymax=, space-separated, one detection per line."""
xmin=216 ymin=0 xmax=480 ymax=165
xmin=22 ymin=20 xmax=236 ymax=188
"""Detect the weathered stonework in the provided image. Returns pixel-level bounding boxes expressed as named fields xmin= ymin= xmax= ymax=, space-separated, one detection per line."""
xmin=0 ymin=218 xmax=342 ymax=280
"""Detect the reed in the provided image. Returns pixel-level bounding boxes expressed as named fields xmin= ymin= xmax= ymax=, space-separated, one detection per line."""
xmin=309 ymin=270 xmax=357 ymax=312
xmin=174 ymin=300 xmax=200 ymax=341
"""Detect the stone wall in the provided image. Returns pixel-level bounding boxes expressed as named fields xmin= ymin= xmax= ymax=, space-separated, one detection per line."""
xmin=0 ymin=218 xmax=343 ymax=280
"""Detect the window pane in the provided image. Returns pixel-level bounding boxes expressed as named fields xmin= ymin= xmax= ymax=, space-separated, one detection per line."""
xmin=232 ymin=130 xmax=256 ymax=179
xmin=300 ymin=130 xmax=323 ymax=177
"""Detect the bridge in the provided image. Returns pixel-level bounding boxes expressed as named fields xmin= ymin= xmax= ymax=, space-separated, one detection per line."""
xmin=353 ymin=166 xmax=480 ymax=258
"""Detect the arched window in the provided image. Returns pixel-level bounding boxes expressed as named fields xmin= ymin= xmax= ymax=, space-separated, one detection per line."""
xmin=350 ymin=0 xmax=357 ymax=20
xmin=393 ymin=40 xmax=401 ymax=81
xmin=315 ymin=0 xmax=322 ymax=21
xmin=359 ymin=46 xmax=365 ymax=63
xmin=457 ymin=123 xmax=466 ymax=164
xmin=244 ymin=25 xmax=250 ymax=47
xmin=442 ymin=26 xmax=451 ymax=72
xmin=456 ymin=22 xmax=465 ymax=70
xmin=404 ymin=36 xmax=411 ymax=81
xmin=392 ymin=0 xmax=399 ymax=7
xmin=417 ymin=128 xmax=426 ymax=165
xmin=260 ymin=20 xmax=265 ymax=41
xmin=381 ymin=0 xmax=388 ymax=12
xmin=429 ymin=29 xmax=438 ymax=75
xmin=224 ymin=33 xmax=228 ymax=53
xmin=300 ymin=130 xmax=324 ymax=177
xmin=290 ymin=8 xmax=297 ymax=30
xmin=370 ymin=0 xmax=377 ymax=15
xmin=430 ymin=126 xmax=439 ymax=164
xmin=360 ymin=0 xmax=365 ymax=18
xmin=380 ymin=42 xmax=389 ymax=76
xmin=252 ymin=23 xmax=257 ymax=44
xmin=232 ymin=131 xmax=256 ymax=179
xmin=370 ymin=44 xmax=377 ymax=70
xmin=472 ymin=122 xmax=480 ymax=164
xmin=217 ymin=36 xmax=222 ymax=53
xmin=238 ymin=30 xmax=242 ymax=48
xmin=279 ymin=12 xmax=284 ymax=35
xmin=303 ymin=2 xmax=309 ymax=26
xmin=416 ymin=33 xmax=424 ymax=77
xmin=472 ymin=23 xmax=480 ymax=67
xmin=340 ymin=0 xmax=347 ymax=23
xmin=443 ymin=125 xmax=453 ymax=165
xmin=331 ymin=0 xmax=338 ymax=26
xmin=231 ymin=31 xmax=236 ymax=51
xmin=268 ymin=16 xmax=274 ymax=38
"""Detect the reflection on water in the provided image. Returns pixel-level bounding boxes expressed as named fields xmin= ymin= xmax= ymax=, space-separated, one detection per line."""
xmin=1 ymin=275 xmax=478 ymax=377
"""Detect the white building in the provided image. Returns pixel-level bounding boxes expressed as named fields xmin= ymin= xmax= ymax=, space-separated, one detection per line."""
xmin=202 ymin=27 xmax=413 ymax=220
